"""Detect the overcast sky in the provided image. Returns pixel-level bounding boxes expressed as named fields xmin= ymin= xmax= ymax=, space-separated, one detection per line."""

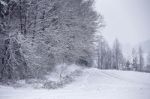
xmin=94 ymin=0 xmax=150 ymax=46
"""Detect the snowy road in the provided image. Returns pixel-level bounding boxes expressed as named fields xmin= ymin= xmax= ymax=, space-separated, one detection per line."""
xmin=0 ymin=68 xmax=150 ymax=99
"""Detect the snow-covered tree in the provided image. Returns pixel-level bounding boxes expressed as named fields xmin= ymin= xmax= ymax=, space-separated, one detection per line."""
xmin=0 ymin=0 xmax=28 ymax=80
xmin=0 ymin=0 xmax=102 ymax=80
xmin=125 ymin=60 xmax=131 ymax=70
xmin=97 ymin=35 xmax=112 ymax=69
xmin=146 ymin=53 xmax=150 ymax=72
xmin=147 ymin=53 xmax=150 ymax=65
xmin=138 ymin=46 xmax=144 ymax=71
xmin=112 ymin=39 xmax=124 ymax=69
xmin=131 ymin=48 xmax=138 ymax=71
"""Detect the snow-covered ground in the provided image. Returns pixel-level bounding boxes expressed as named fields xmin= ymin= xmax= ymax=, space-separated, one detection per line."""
xmin=0 ymin=68 xmax=150 ymax=99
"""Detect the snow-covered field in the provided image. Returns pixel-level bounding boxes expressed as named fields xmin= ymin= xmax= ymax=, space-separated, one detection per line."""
xmin=0 ymin=68 xmax=150 ymax=99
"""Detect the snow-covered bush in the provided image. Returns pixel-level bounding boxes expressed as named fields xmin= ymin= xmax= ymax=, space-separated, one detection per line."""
xmin=43 ymin=81 xmax=62 ymax=89
xmin=43 ymin=64 xmax=82 ymax=89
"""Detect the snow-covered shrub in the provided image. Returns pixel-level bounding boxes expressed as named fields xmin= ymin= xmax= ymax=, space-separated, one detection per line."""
xmin=43 ymin=81 xmax=62 ymax=89
xmin=61 ymin=69 xmax=82 ymax=85
xmin=76 ymin=55 xmax=93 ymax=67
xmin=43 ymin=64 xmax=82 ymax=89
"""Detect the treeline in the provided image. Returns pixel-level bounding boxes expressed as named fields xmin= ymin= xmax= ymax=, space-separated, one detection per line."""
xmin=0 ymin=0 xmax=102 ymax=81
xmin=96 ymin=35 xmax=150 ymax=72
